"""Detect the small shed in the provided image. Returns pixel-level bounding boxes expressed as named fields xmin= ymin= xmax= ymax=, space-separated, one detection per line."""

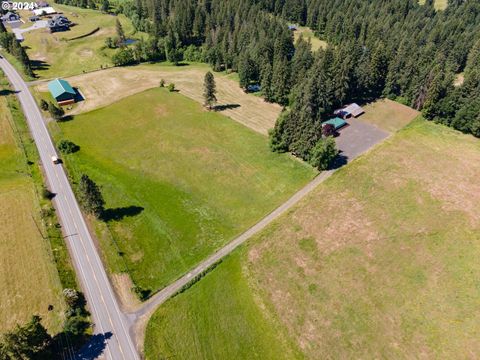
xmin=323 ymin=117 xmax=347 ymax=130
xmin=334 ymin=103 xmax=365 ymax=119
xmin=48 ymin=78 xmax=76 ymax=105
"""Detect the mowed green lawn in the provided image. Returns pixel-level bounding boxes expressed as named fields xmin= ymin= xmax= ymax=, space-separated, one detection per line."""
xmin=54 ymin=88 xmax=316 ymax=293
xmin=0 ymin=77 xmax=65 ymax=333
xmin=22 ymin=4 xmax=136 ymax=79
xmin=145 ymin=118 xmax=480 ymax=359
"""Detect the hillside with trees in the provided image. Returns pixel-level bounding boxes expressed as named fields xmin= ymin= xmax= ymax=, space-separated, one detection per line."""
xmin=28 ymin=0 xmax=480 ymax=155
xmin=102 ymin=0 xmax=479 ymax=159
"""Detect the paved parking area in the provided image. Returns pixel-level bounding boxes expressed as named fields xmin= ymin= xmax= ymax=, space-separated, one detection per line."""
xmin=334 ymin=119 xmax=389 ymax=166
xmin=11 ymin=20 xmax=48 ymax=41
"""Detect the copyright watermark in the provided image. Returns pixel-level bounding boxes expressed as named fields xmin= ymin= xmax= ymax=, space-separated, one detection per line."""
xmin=2 ymin=1 xmax=38 ymax=10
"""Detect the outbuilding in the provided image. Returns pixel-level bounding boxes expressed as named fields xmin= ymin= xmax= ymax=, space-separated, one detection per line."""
xmin=48 ymin=78 xmax=76 ymax=105
xmin=323 ymin=117 xmax=347 ymax=130
xmin=32 ymin=6 xmax=57 ymax=16
xmin=334 ymin=103 xmax=365 ymax=119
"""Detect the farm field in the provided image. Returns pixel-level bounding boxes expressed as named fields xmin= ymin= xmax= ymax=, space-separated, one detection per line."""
xmin=36 ymin=63 xmax=282 ymax=134
xmin=0 ymin=75 xmax=65 ymax=333
xmin=359 ymin=99 xmax=419 ymax=133
xmin=292 ymin=26 xmax=327 ymax=51
xmin=145 ymin=119 xmax=480 ymax=359
xmin=21 ymin=4 xmax=136 ymax=79
xmin=52 ymin=87 xmax=316 ymax=294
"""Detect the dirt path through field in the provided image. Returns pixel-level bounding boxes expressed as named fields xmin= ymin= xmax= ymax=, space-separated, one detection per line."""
xmin=35 ymin=65 xmax=282 ymax=135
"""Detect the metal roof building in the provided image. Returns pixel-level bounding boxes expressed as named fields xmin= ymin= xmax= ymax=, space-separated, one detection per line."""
xmin=48 ymin=78 xmax=76 ymax=105
xmin=334 ymin=103 xmax=365 ymax=119
xmin=323 ymin=117 xmax=347 ymax=130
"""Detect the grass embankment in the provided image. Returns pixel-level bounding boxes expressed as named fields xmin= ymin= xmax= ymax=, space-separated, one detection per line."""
xmin=22 ymin=4 xmax=136 ymax=79
xmin=51 ymin=87 xmax=316 ymax=294
xmin=145 ymin=118 xmax=480 ymax=359
xmin=0 ymin=74 xmax=69 ymax=333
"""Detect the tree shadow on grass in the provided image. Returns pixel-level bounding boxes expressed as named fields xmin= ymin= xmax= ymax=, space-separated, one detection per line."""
xmin=74 ymin=332 xmax=113 ymax=360
xmin=329 ymin=152 xmax=349 ymax=170
xmin=214 ymin=103 xmax=241 ymax=111
xmin=30 ymin=59 xmax=50 ymax=72
xmin=101 ymin=206 xmax=144 ymax=222
xmin=0 ymin=89 xmax=18 ymax=96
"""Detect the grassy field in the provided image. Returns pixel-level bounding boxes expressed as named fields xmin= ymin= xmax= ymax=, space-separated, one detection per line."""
xmin=21 ymin=4 xmax=136 ymax=79
xmin=51 ymin=87 xmax=316 ymax=294
xmin=36 ymin=63 xmax=282 ymax=134
xmin=419 ymin=0 xmax=448 ymax=10
xmin=359 ymin=99 xmax=419 ymax=133
xmin=0 ymin=76 xmax=65 ymax=333
xmin=145 ymin=250 xmax=302 ymax=360
xmin=292 ymin=26 xmax=327 ymax=52
xmin=145 ymin=118 xmax=480 ymax=359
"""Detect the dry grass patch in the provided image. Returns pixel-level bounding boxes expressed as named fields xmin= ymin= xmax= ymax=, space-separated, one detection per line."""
xmin=0 ymin=93 xmax=65 ymax=333
xmin=293 ymin=26 xmax=327 ymax=51
xmin=246 ymin=118 xmax=480 ymax=358
xmin=35 ymin=64 xmax=282 ymax=135
xmin=359 ymin=99 xmax=419 ymax=133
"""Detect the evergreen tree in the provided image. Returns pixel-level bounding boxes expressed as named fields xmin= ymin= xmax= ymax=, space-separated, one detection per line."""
xmin=115 ymin=19 xmax=126 ymax=47
xmin=309 ymin=136 xmax=338 ymax=170
xmin=0 ymin=316 xmax=52 ymax=359
xmin=48 ymin=102 xmax=65 ymax=121
xmin=203 ymin=71 xmax=217 ymax=110
xmin=101 ymin=0 xmax=109 ymax=13
xmin=78 ymin=174 xmax=105 ymax=218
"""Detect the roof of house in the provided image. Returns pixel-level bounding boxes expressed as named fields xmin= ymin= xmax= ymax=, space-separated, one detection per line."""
xmin=48 ymin=15 xmax=70 ymax=27
xmin=32 ymin=6 xmax=56 ymax=16
xmin=323 ymin=117 xmax=347 ymax=130
xmin=48 ymin=78 xmax=75 ymax=99
xmin=1 ymin=12 xmax=20 ymax=20
xmin=342 ymin=103 xmax=365 ymax=117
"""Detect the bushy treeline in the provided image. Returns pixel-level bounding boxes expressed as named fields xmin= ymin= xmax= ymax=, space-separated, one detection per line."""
xmin=0 ymin=22 xmax=33 ymax=77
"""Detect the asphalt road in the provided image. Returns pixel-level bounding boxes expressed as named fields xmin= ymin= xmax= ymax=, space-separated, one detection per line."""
xmin=0 ymin=56 xmax=140 ymax=360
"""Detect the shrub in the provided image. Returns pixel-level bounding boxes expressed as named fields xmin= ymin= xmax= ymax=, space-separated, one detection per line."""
xmin=132 ymin=285 xmax=151 ymax=301
xmin=322 ymin=123 xmax=337 ymax=137
xmin=42 ymin=187 xmax=55 ymax=200
xmin=58 ymin=140 xmax=80 ymax=154
xmin=159 ymin=79 xmax=165 ymax=87
xmin=40 ymin=99 xmax=49 ymax=111
xmin=309 ymin=137 xmax=338 ymax=170
xmin=48 ymin=102 xmax=64 ymax=121
xmin=167 ymin=83 xmax=175 ymax=92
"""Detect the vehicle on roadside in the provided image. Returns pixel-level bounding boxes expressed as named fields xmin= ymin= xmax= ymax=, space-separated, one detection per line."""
xmin=51 ymin=155 xmax=61 ymax=164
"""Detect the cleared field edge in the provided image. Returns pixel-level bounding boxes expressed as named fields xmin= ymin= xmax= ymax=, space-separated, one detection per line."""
xmin=0 ymin=71 xmax=79 ymax=332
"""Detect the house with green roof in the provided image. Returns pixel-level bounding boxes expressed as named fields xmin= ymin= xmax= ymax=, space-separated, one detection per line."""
xmin=48 ymin=78 xmax=76 ymax=105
